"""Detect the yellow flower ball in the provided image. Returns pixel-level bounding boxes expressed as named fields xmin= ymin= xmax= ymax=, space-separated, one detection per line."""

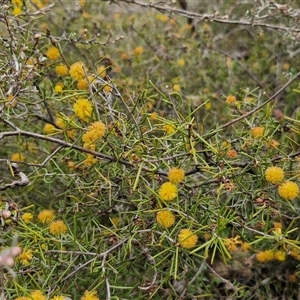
xmin=30 ymin=290 xmax=46 ymax=300
xmin=10 ymin=153 xmax=25 ymax=162
xmin=46 ymin=47 xmax=60 ymax=60
xmin=12 ymin=6 xmax=22 ymax=16
xmin=178 ymin=229 xmax=198 ymax=249
xmin=251 ymin=126 xmax=265 ymax=139
xmin=158 ymin=182 xmax=178 ymax=201
xmin=49 ymin=220 xmax=68 ymax=235
xmin=177 ymin=58 xmax=185 ymax=67
xmin=163 ymin=124 xmax=175 ymax=135
xmin=225 ymin=95 xmax=237 ymax=104
xmin=81 ymin=290 xmax=99 ymax=300
xmin=21 ymin=212 xmax=33 ymax=224
xmin=278 ymin=181 xmax=299 ymax=200
xmin=265 ymin=166 xmax=284 ymax=184
xmin=38 ymin=209 xmax=55 ymax=224
xmin=69 ymin=61 xmax=87 ymax=80
xmin=256 ymin=250 xmax=274 ymax=263
xmin=168 ymin=168 xmax=185 ymax=184
xmin=18 ymin=249 xmax=33 ymax=266
xmin=43 ymin=123 xmax=58 ymax=134
xmin=156 ymin=210 xmax=175 ymax=228
xmin=274 ymin=250 xmax=286 ymax=262
xmin=55 ymin=64 xmax=69 ymax=77
xmin=133 ymin=46 xmax=144 ymax=56
xmin=54 ymin=85 xmax=63 ymax=93
xmin=82 ymin=121 xmax=106 ymax=144
xmin=73 ymin=98 xmax=93 ymax=122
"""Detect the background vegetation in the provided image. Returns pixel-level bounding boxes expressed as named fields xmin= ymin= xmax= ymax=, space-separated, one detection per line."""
xmin=1 ymin=0 xmax=300 ymax=299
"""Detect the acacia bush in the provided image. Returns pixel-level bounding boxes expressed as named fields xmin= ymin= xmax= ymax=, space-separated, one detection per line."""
xmin=1 ymin=0 xmax=300 ymax=299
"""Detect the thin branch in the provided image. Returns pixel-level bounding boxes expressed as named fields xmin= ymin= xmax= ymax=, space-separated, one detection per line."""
xmin=117 ymin=0 xmax=300 ymax=33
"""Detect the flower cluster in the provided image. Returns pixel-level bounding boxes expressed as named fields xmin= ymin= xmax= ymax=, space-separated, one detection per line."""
xmin=82 ymin=121 xmax=106 ymax=146
xmin=256 ymin=249 xmax=286 ymax=263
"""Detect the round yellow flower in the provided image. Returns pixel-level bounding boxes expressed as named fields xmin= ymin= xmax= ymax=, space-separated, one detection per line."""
xmin=251 ymin=126 xmax=264 ymax=139
xmin=43 ymin=123 xmax=58 ymax=134
xmin=83 ymin=154 xmax=98 ymax=166
xmin=173 ymin=84 xmax=181 ymax=92
xmin=38 ymin=209 xmax=55 ymax=224
xmin=97 ymin=65 xmax=107 ymax=79
xmin=274 ymin=250 xmax=286 ymax=262
xmin=73 ymin=98 xmax=93 ymax=122
xmin=163 ymin=124 xmax=175 ymax=135
xmin=12 ymin=6 xmax=22 ymax=16
xmin=156 ymin=210 xmax=175 ymax=228
xmin=133 ymin=46 xmax=144 ymax=56
xmin=178 ymin=229 xmax=198 ymax=249
xmin=21 ymin=212 xmax=33 ymax=224
xmin=168 ymin=168 xmax=185 ymax=184
xmin=46 ymin=47 xmax=60 ymax=60
xmin=69 ymin=61 xmax=87 ymax=80
xmin=30 ymin=290 xmax=46 ymax=300
xmin=11 ymin=153 xmax=25 ymax=162
xmin=278 ymin=181 xmax=299 ymax=200
xmin=177 ymin=58 xmax=185 ymax=67
xmin=256 ymin=250 xmax=274 ymax=263
xmin=55 ymin=64 xmax=69 ymax=77
xmin=81 ymin=290 xmax=99 ymax=300
xmin=18 ymin=249 xmax=33 ymax=266
xmin=49 ymin=220 xmax=68 ymax=235
xmin=158 ymin=182 xmax=178 ymax=201
xmin=50 ymin=296 xmax=66 ymax=300
xmin=225 ymin=95 xmax=237 ymax=104
xmin=265 ymin=166 xmax=284 ymax=184
xmin=82 ymin=121 xmax=106 ymax=144
xmin=54 ymin=85 xmax=63 ymax=93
